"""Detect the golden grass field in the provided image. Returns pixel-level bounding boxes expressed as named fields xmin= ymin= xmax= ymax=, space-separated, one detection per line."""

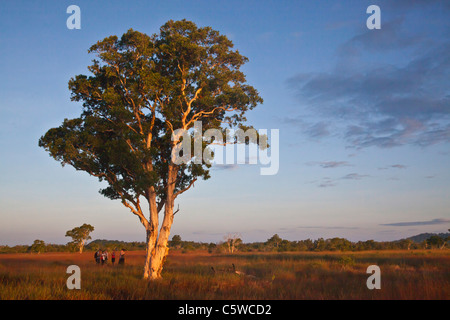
xmin=0 ymin=250 xmax=448 ymax=300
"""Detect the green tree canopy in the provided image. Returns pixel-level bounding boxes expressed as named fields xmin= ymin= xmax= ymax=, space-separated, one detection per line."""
xmin=426 ymin=235 xmax=445 ymax=249
xmin=266 ymin=234 xmax=282 ymax=249
xmin=65 ymin=223 xmax=95 ymax=253
xmin=29 ymin=239 xmax=46 ymax=254
xmin=170 ymin=234 xmax=182 ymax=249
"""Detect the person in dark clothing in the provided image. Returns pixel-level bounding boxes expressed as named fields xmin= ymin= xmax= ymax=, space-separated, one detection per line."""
xmin=95 ymin=250 xmax=101 ymax=264
xmin=118 ymin=249 xmax=125 ymax=265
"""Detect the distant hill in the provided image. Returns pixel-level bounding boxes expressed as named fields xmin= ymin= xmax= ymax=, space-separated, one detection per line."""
xmin=406 ymin=233 xmax=450 ymax=243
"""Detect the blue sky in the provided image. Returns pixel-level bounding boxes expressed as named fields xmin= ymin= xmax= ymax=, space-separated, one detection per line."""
xmin=1 ymin=0 xmax=449 ymax=245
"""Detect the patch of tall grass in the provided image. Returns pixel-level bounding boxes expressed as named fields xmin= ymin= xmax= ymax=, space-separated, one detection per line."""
xmin=0 ymin=250 xmax=448 ymax=299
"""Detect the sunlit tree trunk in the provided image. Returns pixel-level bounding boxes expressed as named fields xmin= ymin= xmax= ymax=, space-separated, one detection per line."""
xmin=143 ymin=165 xmax=177 ymax=280
xmin=143 ymin=187 xmax=159 ymax=280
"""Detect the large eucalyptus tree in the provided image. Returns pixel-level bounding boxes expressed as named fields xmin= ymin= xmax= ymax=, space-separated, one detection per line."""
xmin=39 ymin=20 xmax=263 ymax=280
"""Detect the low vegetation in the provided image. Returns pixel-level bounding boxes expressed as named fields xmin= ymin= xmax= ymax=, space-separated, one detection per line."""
xmin=0 ymin=249 xmax=448 ymax=300
xmin=2 ymin=232 xmax=448 ymax=254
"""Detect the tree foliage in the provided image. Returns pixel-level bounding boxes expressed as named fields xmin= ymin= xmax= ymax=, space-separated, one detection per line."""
xmin=39 ymin=20 xmax=262 ymax=218
xmin=65 ymin=223 xmax=95 ymax=253
xmin=29 ymin=240 xmax=46 ymax=254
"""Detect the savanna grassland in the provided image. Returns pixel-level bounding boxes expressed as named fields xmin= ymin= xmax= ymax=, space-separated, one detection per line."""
xmin=0 ymin=250 xmax=448 ymax=300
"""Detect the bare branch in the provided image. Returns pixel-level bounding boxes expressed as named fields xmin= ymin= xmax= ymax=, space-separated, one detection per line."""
xmin=173 ymin=204 xmax=180 ymax=216
xmin=174 ymin=178 xmax=197 ymax=198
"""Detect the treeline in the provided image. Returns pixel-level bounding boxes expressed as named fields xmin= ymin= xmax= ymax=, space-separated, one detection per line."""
xmin=1 ymin=233 xmax=448 ymax=254
xmin=0 ymin=239 xmax=147 ymax=254
xmin=0 ymin=243 xmax=69 ymax=254
xmin=208 ymin=233 xmax=450 ymax=254
xmin=86 ymin=239 xmax=147 ymax=251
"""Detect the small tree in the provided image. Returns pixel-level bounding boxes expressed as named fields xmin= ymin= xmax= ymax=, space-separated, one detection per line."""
xmin=266 ymin=234 xmax=282 ymax=251
xmin=426 ymin=235 xmax=444 ymax=249
xmin=399 ymin=239 xmax=414 ymax=250
xmin=65 ymin=224 xmax=95 ymax=253
xmin=170 ymin=234 xmax=182 ymax=249
xmin=224 ymin=233 xmax=242 ymax=253
xmin=30 ymin=239 xmax=46 ymax=254
xmin=314 ymin=238 xmax=326 ymax=251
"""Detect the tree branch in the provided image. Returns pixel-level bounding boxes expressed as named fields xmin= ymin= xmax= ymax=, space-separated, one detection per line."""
xmin=121 ymin=198 xmax=149 ymax=229
xmin=173 ymin=204 xmax=180 ymax=216
xmin=174 ymin=178 xmax=197 ymax=198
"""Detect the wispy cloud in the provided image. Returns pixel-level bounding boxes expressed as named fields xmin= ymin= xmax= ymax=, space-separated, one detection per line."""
xmin=311 ymin=172 xmax=370 ymax=188
xmin=306 ymin=161 xmax=352 ymax=169
xmin=339 ymin=18 xmax=423 ymax=55
xmin=286 ymin=15 xmax=450 ymax=149
xmin=212 ymin=164 xmax=239 ymax=171
xmin=341 ymin=173 xmax=369 ymax=180
xmin=378 ymin=164 xmax=407 ymax=170
xmin=283 ymin=117 xmax=331 ymax=139
xmin=380 ymin=218 xmax=450 ymax=227
xmin=318 ymin=179 xmax=336 ymax=188
xmin=391 ymin=164 xmax=407 ymax=169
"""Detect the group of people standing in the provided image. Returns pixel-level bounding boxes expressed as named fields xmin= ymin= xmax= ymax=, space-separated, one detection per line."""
xmin=94 ymin=249 xmax=125 ymax=265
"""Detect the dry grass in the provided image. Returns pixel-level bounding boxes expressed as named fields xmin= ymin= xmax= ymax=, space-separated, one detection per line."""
xmin=0 ymin=250 xmax=448 ymax=300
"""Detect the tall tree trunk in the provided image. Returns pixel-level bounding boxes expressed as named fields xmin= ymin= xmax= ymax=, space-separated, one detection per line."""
xmin=143 ymin=187 xmax=159 ymax=280
xmin=149 ymin=206 xmax=174 ymax=279
xmin=143 ymin=165 xmax=177 ymax=280
xmin=143 ymin=228 xmax=156 ymax=279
